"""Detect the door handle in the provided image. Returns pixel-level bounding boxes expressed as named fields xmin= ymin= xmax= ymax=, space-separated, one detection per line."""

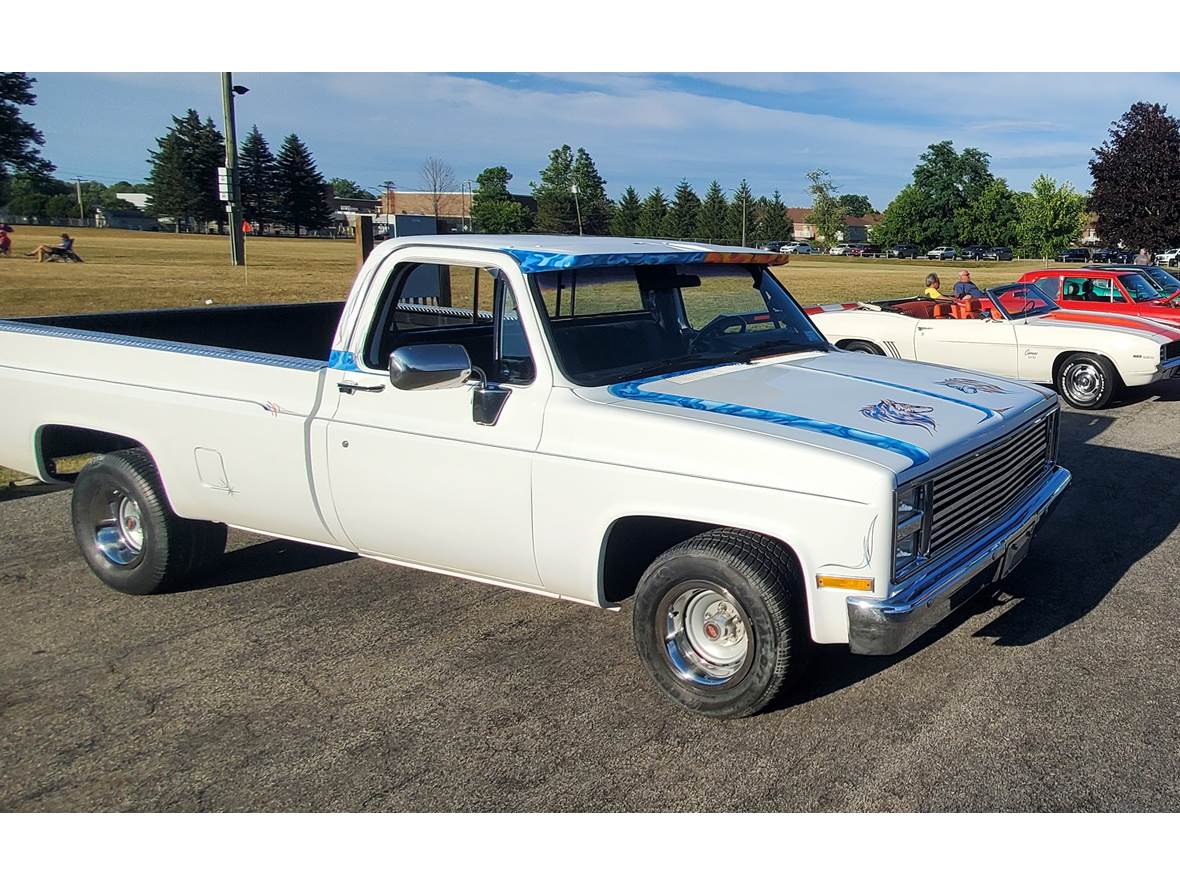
xmin=916 ymin=325 xmax=933 ymax=332
xmin=337 ymin=381 xmax=386 ymax=395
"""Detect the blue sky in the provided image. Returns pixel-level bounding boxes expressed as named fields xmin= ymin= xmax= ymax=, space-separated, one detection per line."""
xmin=25 ymin=72 xmax=1180 ymax=209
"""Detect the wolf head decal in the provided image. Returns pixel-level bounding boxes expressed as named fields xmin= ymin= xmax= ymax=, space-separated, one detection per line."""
xmin=860 ymin=399 xmax=937 ymax=435
xmin=936 ymin=377 xmax=1007 ymax=395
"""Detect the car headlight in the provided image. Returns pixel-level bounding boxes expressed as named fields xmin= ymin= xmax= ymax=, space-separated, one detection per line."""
xmin=894 ymin=481 xmax=931 ymax=579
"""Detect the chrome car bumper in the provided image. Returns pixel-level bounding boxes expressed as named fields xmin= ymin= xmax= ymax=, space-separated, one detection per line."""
xmin=847 ymin=465 xmax=1071 ymax=656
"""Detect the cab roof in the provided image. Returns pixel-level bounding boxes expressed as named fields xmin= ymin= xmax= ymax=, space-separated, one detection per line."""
xmin=376 ymin=234 xmax=788 ymax=272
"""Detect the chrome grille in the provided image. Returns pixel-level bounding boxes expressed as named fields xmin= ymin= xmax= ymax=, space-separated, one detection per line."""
xmin=927 ymin=412 xmax=1055 ymax=557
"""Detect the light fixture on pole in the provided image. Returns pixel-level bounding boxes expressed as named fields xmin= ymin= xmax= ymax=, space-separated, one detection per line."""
xmin=219 ymin=73 xmax=249 ymax=267
xmin=571 ymin=182 xmax=582 ymax=236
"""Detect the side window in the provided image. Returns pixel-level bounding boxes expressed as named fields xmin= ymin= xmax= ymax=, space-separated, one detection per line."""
xmin=535 ymin=268 xmax=645 ymax=318
xmin=1034 ymin=276 xmax=1061 ymax=299
xmin=1064 ymin=276 xmax=1112 ymax=302
xmin=497 ymin=289 xmax=535 ymax=384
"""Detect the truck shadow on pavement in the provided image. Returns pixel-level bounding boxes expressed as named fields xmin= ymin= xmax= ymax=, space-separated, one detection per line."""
xmin=781 ymin=408 xmax=1180 ymax=710
xmin=185 ymin=538 xmax=357 ymax=592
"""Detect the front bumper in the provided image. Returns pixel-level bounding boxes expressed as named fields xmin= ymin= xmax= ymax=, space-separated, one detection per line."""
xmin=847 ymin=465 xmax=1071 ymax=656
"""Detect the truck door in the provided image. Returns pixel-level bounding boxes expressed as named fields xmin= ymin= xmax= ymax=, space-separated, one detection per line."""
xmin=323 ymin=253 xmax=549 ymax=588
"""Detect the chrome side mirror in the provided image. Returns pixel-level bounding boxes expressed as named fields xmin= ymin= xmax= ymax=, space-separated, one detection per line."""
xmin=388 ymin=344 xmax=473 ymax=391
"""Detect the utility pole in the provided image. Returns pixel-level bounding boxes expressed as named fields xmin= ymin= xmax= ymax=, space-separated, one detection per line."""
xmin=74 ymin=178 xmax=85 ymax=224
xmin=464 ymin=178 xmax=474 ymax=232
xmin=220 ymin=73 xmax=246 ymax=267
xmin=742 ymin=194 xmax=747 ymax=248
xmin=571 ymin=183 xmax=583 ymax=235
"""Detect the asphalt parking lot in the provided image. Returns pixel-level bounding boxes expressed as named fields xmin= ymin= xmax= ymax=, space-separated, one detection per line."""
xmin=3 ymin=387 xmax=1180 ymax=812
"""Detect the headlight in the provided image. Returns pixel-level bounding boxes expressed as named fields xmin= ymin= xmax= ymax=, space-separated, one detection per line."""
xmin=894 ymin=481 xmax=931 ymax=580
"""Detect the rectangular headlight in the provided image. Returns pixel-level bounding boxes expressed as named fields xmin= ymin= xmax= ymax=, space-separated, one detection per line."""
xmin=894 ymin=482 xmax=931 ymax=580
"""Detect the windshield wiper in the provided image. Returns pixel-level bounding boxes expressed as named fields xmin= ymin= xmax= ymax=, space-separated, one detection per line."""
xmin=611 ymin=353 xmax=737 ymax=384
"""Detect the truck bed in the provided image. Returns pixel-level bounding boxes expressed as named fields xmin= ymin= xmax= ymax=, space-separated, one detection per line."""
xmin=16 ymin=301 xmax=347 ymax=362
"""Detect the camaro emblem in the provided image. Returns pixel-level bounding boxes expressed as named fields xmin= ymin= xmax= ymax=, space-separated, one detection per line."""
xmin=860 ymin=399 xmax=937 ymax=435
xmin=936 ymin=377 xmax=1007 ymax=395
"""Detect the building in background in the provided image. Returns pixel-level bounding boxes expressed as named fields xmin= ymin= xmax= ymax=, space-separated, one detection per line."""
xmin=786 ymin=208 xmax=882 ymax=243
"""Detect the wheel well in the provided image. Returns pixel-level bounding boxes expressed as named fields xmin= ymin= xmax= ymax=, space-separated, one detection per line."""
xmin=1052 ymin=350 xmax=1120 ymax=381
xmin=600 ymin=517 xmax=801 ymax=605
xmin=835 ymin=338 xmax=885 ymax=355
xmin=36 ymin=425 xmax=144 ymax=481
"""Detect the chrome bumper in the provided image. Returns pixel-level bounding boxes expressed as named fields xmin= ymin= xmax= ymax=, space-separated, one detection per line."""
xmin=847 ymin=465 xmax=1071 ymax=656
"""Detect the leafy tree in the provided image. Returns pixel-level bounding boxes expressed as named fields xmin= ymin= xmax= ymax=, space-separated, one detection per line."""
xmin=637 ymin=187 xmax=669 ymax=238
xmin=275 ymin=133 xmax=332 ymax=236
xmin=532 ymin=144 xmax=577 ymax=233
xmin=571 ymin=147 xmax=611 ymax=234
xmin=954 ymin=177 xmax=1019 ymax=246
xmin=837 ymin=194 xmax=875 ymax=218
xmin=0 ymin=73 xmax=54 ymax=194
xmin=806 ymin=169 xmax=846 ymax=244
xmin=610 ymin=186 xmax=642 ymax=237
xmin=694 ymin=180 xmax=729 ymax=243
xmin=420 ymin=156 xmax=457 ymax=221
xmin=470 ymin=165 xmax=531 ymax=234
xmin=44 ymin=193 xmax=77 ymax=218
xmin=239 ymin=125 xmax=278 ymax=225
xmin=1089 ymin=102 xmax=1180 ymax=251
xmin=329 ymin=178 xmax=376 ymax=200
xmin=1016 ymin=175 xmax=1086 ymax=259
xmin=910 ymin=141 xmax=994 ymax=245
xmin=761 ymin=190 xmax=793 ymax=242
xmin=664 ymin=179 xmax=701 ymax=239
xmin=869 ymin=184 xmax=931 ymax=247
xmin=726 ymin=179 xmax=755 ymax=245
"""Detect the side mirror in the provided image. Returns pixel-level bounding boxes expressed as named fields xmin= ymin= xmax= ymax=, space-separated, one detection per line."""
xmin=388 ymin=343 xmax=473 ymax=391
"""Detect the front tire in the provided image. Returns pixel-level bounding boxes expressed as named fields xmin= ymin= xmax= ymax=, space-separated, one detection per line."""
xmin=633 ymin=529 xmax=808 ymax=719
xmin=1055 ymin=354 xmax=1119 ymax=410
xmin=71 ymin=448 xmax=227 ymax=595
xmin=839 ymin=339 xmax=885 ymax=355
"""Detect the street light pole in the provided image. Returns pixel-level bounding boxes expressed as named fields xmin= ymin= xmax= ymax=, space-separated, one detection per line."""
xmin=220 ymin=73 xmax=245 ymax=267
xmin=571 ymin=183 xmax=583 ymax=235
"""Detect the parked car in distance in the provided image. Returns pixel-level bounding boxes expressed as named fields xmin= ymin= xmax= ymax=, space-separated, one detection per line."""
xmin=926 ymin=246 xmax=956 ymax=260
xmin=1018 ymin=267 xmax=1180 ymax=328
xmin=1057 ymin=247 xmax=1091 ymax=262
xmin=1157 ymin=247 xmax=1180 ymax=267
xmin=960 ymin=245 xmax=988 ymax=260
xmin=848 ymin=243 xmax=881 ymax=257
xmin=1090 ymin=247 xmax=1133 ymax=264
xmin=982 ymin=246 xmax=1014 ymax=261
xmin=781 ymin=241 xmax=814 ymax=254
xmin=0 ymin=234 xmax=1078 ymax=719
xmin=828 ymin=243 xmax=854 ymax=256
xmin=764 ymin=241 xmax=790 ymax=253
xmin=1089 ymin=264 xmax=1180 ymax=298
xmin=887 ymin=243 xmax=918 ymax=258
xmin=806 ymin=283 xmax=1180 ymax=409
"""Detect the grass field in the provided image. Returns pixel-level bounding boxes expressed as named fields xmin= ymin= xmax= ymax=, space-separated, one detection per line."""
xmin=0 ymin=225 xmax=1048 ymax=487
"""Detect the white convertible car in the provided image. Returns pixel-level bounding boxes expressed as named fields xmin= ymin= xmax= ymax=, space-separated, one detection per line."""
xmin=807 ymin=283 xmax=1180 ymax=409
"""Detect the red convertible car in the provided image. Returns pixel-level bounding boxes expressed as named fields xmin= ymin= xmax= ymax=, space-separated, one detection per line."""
xmin=1019 ymin=267 xmax=1180 ymax=327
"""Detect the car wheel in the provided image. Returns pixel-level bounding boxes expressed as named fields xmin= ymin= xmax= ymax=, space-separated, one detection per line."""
xmin=71 ymin=447 xmax=227 ymax=595
xmin=1055 ymin=354 xmax=1119 ymax=410
xmin=838 ymin=340 xmax=885 ymax=355
xmin=633 ymin=528 xmax=808 ymax=719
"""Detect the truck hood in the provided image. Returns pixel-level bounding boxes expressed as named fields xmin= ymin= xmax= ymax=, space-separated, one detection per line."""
xmin=577 ymin=351 xmax=1055 ymax=479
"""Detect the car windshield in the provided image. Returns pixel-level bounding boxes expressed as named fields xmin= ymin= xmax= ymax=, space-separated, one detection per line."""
xmin=1119 ymin=272 xmax=1165 ymax=301
xmin=987 ymin=283 xmax=1058 ymax=320
xmin=530 ymin=263 xmax=830 ymax=386
xmin=1142 ymin=266 xmax=1180 ymax=292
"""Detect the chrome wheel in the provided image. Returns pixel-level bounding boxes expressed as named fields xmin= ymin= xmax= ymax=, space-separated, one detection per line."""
xmin=1062 ymin=361 xmax=1104 ymax=406
xmin=661 ymin=581 xmax=752 ymax=686
xmin=92 ymin=489 xmax=145 ymax=566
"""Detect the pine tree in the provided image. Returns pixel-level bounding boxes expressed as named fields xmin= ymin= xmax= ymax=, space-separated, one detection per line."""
xmin=0 ymin=73 xmax=55 ymax=194
xmin=532 ymin=145 xmax=577 ymax=233
xmin=571 ymin=147 xmax=611 ymax=234
xmin=726 ymin=180 xmax=754 ymax=246
xmin=275 ymin=133 xmax=331 ymax=236
xmin=610 ymin=186 xmax=642 ymax=237
xmin=145 ymin=109 xmax=222 ymax=232
xmin=664 ymin=179 xmax=701 ymax=240
xmin=694 ymin=180 xmax=729 ymax=243
xmin=637 ymin=187 xmax=670 ymax=238
xmin=239 ymin=125 xmax=278 ymax=226
xmin=762 ymin=190 xmax=793 ymax=242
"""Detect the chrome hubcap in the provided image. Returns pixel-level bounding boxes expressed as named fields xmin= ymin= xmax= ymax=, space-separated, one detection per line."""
xmin=93 ymin=491 xmax=145 ymax=566
xmin=1064 ymin=362 xmax=1102 ymax=404
xmin=662 ymin=583 xmax=752 ymax=686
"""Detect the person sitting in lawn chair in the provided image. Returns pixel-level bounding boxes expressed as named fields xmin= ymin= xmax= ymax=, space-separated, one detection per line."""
xmin=26 ymin=233 xmax=83 ymax=263
xmin=0 ymin=227 xmax=11 ymax=257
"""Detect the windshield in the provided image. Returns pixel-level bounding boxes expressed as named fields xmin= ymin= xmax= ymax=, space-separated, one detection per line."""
xmin=1142 ymin=266 xmax=1180 ymax=292
xmin=1119 ymin=272 xmax=1166 ymax=301
xmin=988 ymin=283 xmax=1058 ymax=320
xmin=529 ymin=263 xmax=830 ymax=386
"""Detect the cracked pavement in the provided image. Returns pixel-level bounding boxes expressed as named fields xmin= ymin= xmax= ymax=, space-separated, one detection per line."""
xmin=3 ymin=387 xmax=1180 ymax=810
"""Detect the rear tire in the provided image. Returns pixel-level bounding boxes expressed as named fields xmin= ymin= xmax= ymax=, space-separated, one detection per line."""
xmin=839 ymin=340 xmax=885 ymax=356
xmin=71 ymin=448 xmax=226 ymax=595
xmin=1055 ymin=354 xmax=1119 ymax=410
xmin=633 ymin=528 xmax=808 ymax=719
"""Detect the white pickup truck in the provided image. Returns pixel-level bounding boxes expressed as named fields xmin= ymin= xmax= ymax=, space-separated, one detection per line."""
xmin=0 ymin=235 xmax=1071 ymax=718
